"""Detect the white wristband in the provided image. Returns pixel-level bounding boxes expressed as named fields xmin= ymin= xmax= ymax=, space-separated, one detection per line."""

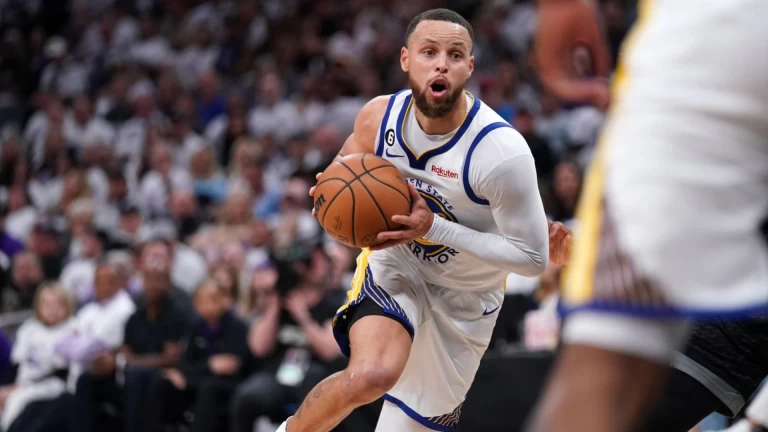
xmin=422 ymin=213 xmax=444 ymax=242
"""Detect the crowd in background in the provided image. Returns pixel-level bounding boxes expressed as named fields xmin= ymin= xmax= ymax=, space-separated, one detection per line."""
xmin=0 ymin=0 xmax=635 ymax=430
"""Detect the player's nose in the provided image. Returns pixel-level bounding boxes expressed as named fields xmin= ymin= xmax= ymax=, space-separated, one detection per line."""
xmin=434 ymin=53 xmax=449 ymax=73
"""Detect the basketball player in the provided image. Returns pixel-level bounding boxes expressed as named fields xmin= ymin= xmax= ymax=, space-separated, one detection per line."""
xmin=525 ymin=0 xmax=768 ymax=431
xmin=276 ymin=8 xmax=555 ymax=432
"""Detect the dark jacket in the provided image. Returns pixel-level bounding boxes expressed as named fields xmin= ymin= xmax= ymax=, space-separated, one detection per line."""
xmin=178 ymin=310 xmax=250 ymax=387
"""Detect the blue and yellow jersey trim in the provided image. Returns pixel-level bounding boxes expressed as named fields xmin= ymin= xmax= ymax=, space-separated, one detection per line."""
xmin=384 ymin=393 xmax=462 ymax=431
xmin=395 ymin=91 xmax=481 ymax=170
xmin=332 ymin=249 xmax=413 ymax=357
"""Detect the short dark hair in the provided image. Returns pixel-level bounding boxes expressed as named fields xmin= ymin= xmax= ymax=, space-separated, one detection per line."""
xmin=405 ymin=8 xmax=475 ymax=53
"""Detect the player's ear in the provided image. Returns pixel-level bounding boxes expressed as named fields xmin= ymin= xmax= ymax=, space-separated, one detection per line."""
xmin=467 ymin=55 xmax=474 ymax=79
xmin=400 ymin=46 xmax=409 ymax=73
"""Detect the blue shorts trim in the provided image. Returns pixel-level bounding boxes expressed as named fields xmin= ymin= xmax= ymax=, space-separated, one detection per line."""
xmin=558 ymin=300 xmax=768 ymax=321
xmin=332 ymin=266 xmax=413 ymax=358
xmin=383 ymin=394 xmax=461 ymax=431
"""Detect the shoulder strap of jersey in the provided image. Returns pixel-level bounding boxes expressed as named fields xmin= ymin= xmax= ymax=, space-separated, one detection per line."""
xmin=375 ymin=89 xmax=411 ymax=157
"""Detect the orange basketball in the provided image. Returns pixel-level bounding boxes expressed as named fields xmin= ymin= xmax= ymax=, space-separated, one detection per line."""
xmin=313 ymin=154 xmax=411 ymax=248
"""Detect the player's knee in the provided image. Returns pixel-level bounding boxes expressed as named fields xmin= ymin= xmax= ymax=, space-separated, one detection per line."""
xmin=343 ymin=364 xmax=401 ymax=404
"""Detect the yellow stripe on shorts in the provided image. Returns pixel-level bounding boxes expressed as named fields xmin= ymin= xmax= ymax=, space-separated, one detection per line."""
xmin=562 ymin=0 xmax=656 ymax=304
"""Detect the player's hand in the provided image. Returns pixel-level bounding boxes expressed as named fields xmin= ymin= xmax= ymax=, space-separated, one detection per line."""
xmin=548 ymin=220 xmax=573 ymax=267
xmin=308 ymin=172 xmax=322 ymax=218
xmin=371 ymin=183 xmax=433 ymax=251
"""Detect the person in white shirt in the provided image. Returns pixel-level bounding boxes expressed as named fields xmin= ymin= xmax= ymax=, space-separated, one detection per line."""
xmin=138 ymin=144 xmax=192 ymax=220
xmin=62 ymin=96 xmax=116 ymax=153
xmin=0 ymin=284 xmax=75 ymax=431
xmin=55 ymin=262 xmax=136 ymax=392
xmin=247 ymin=72 xmax=304 ymax=144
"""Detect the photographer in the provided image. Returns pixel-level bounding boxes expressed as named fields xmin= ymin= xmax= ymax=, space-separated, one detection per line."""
xmin=230 ymin=243 xmax=344 ymax=432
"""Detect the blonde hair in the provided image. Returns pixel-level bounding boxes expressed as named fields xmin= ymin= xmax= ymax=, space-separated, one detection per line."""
xmin=33 ymin=282 xmax=74 ymax=322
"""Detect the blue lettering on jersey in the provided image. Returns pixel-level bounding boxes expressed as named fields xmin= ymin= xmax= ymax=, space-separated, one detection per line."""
xmin=406 ymin=178 xmax=460 ymax=265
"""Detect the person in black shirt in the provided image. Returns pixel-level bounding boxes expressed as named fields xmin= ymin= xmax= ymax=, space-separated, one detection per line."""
xmin=72 ymin=239 xmax=192 ymax=432
xmin=145 ymin=279 xmax=249 ymax=432
xmin=230 ymin=248 xmax=344 ymax=432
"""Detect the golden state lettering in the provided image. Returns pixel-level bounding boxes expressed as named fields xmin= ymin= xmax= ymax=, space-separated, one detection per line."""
xmin=406 ymin=178 xmax=460 ymax=264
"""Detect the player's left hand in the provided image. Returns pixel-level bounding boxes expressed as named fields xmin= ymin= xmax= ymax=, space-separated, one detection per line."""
xmin=371 ymin=183 xmax=434 ymax=251
xmin=548 ymin=220 xmax=572 ymax=267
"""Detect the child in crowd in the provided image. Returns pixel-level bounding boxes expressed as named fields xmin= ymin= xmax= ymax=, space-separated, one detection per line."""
xmin=0 ymin=284 xmax=74 ymax=430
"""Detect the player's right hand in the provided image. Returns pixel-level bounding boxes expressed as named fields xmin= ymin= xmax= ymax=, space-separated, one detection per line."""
xmin=308 ymin=172 xmax=322 ymax=218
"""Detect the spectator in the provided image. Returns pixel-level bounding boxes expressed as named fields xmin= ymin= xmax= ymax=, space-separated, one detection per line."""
xmin=513 ymin=109 xmax=558 ymax=181
xmin=210 ymin=262 xmax=240 ymax=309
xmin=247 ymin=72 xmax=304 ymax=145
xmin=203 ymin=93 xmax=248 ymax=167
xmin=0 ymin=203 xmax=24 ymax=260
xmin=7 ymin=251 xmax=45 ymax=311
xmin=60 ymin=229 xmax=105 ymax=306
xmin=195 ymin=71 xmax=226 ymax=130
xmin=189 ymin=146 xmax=228 ymax=206
xmin=0 ymin=283 xmax=74 ymax=432
xmin=62 ymin=96 xmax=115 ymax=154
xmin=56 ymin=262 xmax=137 ymax=389
xmin=146 ymin=279 xmax=249 ymax=432
xmin=545 ymin=160 xmax=583 ymax=227
xmin=138 ymin=143 xmax=192 ymax=221
xmin=4 ymin=185 xmax=37 ymax=244
xmin=71 ymin=239 xmax=192 ymax=432
xmin=230 ymin=247 xmax=342 ymax=432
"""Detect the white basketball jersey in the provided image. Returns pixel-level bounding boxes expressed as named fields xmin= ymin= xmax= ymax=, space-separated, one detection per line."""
xmin=371 ymin=89 xmax=516 ymax=291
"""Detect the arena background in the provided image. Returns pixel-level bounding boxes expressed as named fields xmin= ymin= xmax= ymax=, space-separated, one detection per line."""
xmin=0 ymin=0 xmax=728 ymax=431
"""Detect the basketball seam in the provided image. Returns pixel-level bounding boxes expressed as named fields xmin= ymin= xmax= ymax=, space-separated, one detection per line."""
xmin=338 ymin=156 xmax=392 ymax=233
xmin=319 ymin=175 xmax=354 ymax=244
xmin=364 ymin=166 xmax=411 ymax=208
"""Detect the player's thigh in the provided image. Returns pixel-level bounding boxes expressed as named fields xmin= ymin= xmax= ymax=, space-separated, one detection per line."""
xmin=374 ymin=400 xmax=435 ymax=432
xmin=602 ymin=0 xmax=768 ymax=311
xmin=384 ymin=286 xmax=504 ymax=427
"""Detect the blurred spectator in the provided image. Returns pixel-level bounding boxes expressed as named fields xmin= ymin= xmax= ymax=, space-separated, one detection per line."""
xmin=56 ymin=262 xmax=137 ymax=391
xmin=130 ymin=15 xmax=174 ymax=69
xmin=0 ymin=203 xmax=24 ymax=260
xmin=7 ymin=251 xmax=45 ymax=311
xmin=231 ymin=247 xmax=342 ymax=432
xmin=203 ymin=93 xmax=248 ymax=167
xmin=247 ymin=71 xmax=304 ymax=145
xmin=146 ymin=279 xmax=249 ymax=432
xmin=195 ymin=71 xmax=226 ymax=129
xmin=62 ymin=96 xmax=115 ymax=154
xmin=0 ymin=284 xmax=74 ymax=432
xmin=513 ymin=109 xmax=558 ymax=181
xmin=60 ymin=229 xmax=105 ymax=306
xmin=38 ymin=36 xmax=89 ymax=100
xmin=138 ymin=143 xmax=192 ymax=220
xmin=189 ymin=146 xmax=228 ymax=207
xmin=71 ymin=239 xmax=193 ymax=432
xmin=27 ymin=219 xmax=65 ymax=280
xmin=4 ymin=185 xmax=37 ymax=245
xmin=210 ymin=262 xmax=241 ymax=309
xmin=545 ymin=161 xmax=583 ymax=227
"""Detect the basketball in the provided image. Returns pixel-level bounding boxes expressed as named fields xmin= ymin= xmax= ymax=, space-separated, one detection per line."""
xmin=313 ymin=154 xmax=412 ymax=248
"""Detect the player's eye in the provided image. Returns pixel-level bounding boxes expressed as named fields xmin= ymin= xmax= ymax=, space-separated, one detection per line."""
xmin=423 ymin=49 xmax=434 ymax=56
xmin=451 ymin=52 xmax=463 ymax=60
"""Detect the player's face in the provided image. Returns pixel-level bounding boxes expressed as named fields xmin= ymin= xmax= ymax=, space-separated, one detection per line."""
xmin=401 ymin=20 xmax=474 ymax=118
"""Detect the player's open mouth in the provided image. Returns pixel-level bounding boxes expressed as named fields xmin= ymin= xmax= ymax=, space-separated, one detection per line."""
xmin=429 ymin=79 xmax=448 ymax=97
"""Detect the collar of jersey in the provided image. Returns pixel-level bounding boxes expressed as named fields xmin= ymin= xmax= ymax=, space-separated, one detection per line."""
xmin=396 ymin=90 xmax=481 ymax=170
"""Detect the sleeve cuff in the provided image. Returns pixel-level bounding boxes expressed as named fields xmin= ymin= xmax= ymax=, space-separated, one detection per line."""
xmin=422 ymin=213 xmax=445 ymax=243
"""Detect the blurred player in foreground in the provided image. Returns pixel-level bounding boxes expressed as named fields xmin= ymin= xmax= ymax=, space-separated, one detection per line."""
xmin=527 ymin=0 xmax=768 ymax=431
xmin=278 ymin=8 xmax=556 ymax=432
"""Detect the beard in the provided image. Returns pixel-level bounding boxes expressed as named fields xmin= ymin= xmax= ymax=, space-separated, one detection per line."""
xmin=409 ymin=75 xmax=465 ymax=119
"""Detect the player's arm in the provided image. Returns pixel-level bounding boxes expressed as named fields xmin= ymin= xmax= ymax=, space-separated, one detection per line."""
xmin=430 ymin=154 xmax=550 ymax=276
